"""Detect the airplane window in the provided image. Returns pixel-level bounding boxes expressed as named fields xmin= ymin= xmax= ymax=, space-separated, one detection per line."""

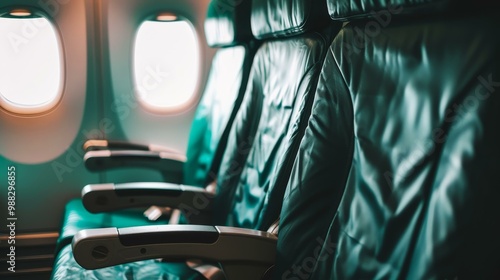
xmin=134 ymin=18 xmax=199 ymax=112
xmin=0 ymin=13 xmax=63 ymax=115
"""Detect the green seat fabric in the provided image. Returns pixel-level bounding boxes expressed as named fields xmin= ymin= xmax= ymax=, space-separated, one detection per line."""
xmin=55 ymin=199 xmax=169 ymax=253
xmin=53 ymin=245 xmax=204 ymax=280
xmin=275 ymin=1 xmax=500 ymax=279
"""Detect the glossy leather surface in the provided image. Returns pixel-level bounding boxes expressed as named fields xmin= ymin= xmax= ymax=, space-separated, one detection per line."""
xmin=277 ymin=11 xmax=500 ymax=280
xmin=214 ymin=24 xmax=340 ymax=231
xmin=274 ymin=46 xmax=354 ymax=279
xmin=205 ymin=0 xmax=252 ymax=47
xmin=250 ymin=0 xmax=330 ymax=39
xmin=328 ymin=15 xmax=500 ymax=279
xmin=184 ymin=46 xmax=247 ymax=187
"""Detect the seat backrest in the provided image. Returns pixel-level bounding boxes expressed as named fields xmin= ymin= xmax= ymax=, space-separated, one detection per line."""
xmin=276 ymin=0 xmax=500 ymax=279
xmin=211 ymin=0 xmax=341 ymax=231
xmin=183 ymin=0 xmax=255 ymax=187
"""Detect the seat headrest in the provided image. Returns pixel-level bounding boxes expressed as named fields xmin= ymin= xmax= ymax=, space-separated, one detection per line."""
xmin=204 ymin=0 xmax=253 ymax=47
xmin=327 ymin=0 xmax=488 ymax=21
xmin=251 ymin=0 xmax=331 ymax=39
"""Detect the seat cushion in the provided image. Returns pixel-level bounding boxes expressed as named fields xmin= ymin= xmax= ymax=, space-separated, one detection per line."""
xmin=52 ymin=245 xmax=204 ymax=280
xmin=56 ymin=199 xmax=168 ymax=253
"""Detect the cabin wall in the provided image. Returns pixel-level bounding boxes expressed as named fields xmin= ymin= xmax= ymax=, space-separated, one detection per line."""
xmin=0 ymin=0 xmax=212 ymax=233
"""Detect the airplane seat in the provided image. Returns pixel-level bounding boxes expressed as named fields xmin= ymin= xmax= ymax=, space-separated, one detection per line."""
xmin=54 ymin=0 xmax=256 ymax=254
xmin=275 ymin=0 xmax=500 ymax=279
xmin=51 ymin=0 xmax=342 ymax=279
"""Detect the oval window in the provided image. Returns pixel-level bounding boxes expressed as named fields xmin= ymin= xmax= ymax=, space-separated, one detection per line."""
xmin=0 ymin=12 xmax=63 ymax=115
xmin=133 ymin=17 xmax=199 ymax=112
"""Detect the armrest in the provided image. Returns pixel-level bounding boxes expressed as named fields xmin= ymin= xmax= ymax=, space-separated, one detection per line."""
xmin=82 ymin=182 xmax=214 ymax=224
xmin=83 ymin=139 xmax=179 ymax=153
xmin=84 ymin=150 xmax=186 ymax=172
xmin=73 ymin=225 xmax=276 ymax=280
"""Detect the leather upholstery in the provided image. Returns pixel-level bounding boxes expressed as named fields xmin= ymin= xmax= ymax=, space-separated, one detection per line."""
xmin=205 ymin=0 xmax=252 ymax=47
xmin=250 ymin=0 xmax=331 ymax=39
xmin=325 ymin=14 xmax=500 ymax=279
xmin=55 ymin=199 xmax=169 ymax=254
xmin=214 ymin=24 xmax=340 ymax=230
xmin=184 ymin=46 xmax=249 ymax=187
xmin=276 ymin=6 xmax=500 ymax=280
xmin=274 ymin=49 xmax=354 ymax=279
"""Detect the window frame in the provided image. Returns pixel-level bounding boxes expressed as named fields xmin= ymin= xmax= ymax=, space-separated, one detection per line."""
xmin=131 ymin=13 xmax=202 ymax=115
xmin=0 ymin=7 xmax=65 ymax=116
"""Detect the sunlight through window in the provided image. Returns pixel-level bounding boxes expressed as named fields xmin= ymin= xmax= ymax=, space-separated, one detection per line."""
xmin=133 ymin=19 xmax=199 ymax=112
xmin=0 ymin=15 xmax=63 ymax=114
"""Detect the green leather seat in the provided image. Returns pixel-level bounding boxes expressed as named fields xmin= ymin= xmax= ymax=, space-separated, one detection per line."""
xmin=52 ymin=0 xmax=341 ymax=278
xmin=275 ymin=0 xmax=500 ymax=279
xmin=55 ymin=0 xmax=256 ymax=253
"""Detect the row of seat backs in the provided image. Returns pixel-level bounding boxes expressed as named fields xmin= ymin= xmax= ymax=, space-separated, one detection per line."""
xmin=53 ymin=0 xmax=342 ymax=279
xmin=53 ymin=1 xmax=259 ymax=278
xmin=211 ymin=0 xmax=339 ymax=230
xmin=57 ymin=0 xmax=336 ymax=254
xmin=58 ymin=0 xmax=500 ymax=278
xmin=276 ymin=0 xmax=500 ymax=279
xmin=185 ymin=0 xmax=333 ymax=190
